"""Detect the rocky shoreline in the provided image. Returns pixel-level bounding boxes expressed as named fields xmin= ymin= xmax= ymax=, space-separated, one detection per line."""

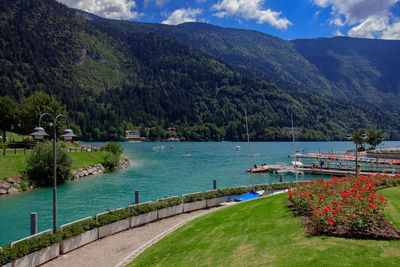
xmin=0 ymin=158 xmax=131 ymax=195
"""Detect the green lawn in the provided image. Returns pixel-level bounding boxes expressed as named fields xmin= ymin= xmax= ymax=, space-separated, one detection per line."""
xmin=0 ymin=151 xmax=108 ymax=179
xmin=129 ymin=187 xmax=400 ymax=267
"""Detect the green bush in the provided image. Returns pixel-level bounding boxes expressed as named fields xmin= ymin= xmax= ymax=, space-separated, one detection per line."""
xmin=61 ymin=218 xmax=100 ymax=240
xmin=183 ymin=192 xmax=204 ymax=203
xmin=0 ymin=246 xmax=12 ymax=265
xmin=155 ymin=196 xmax=182 ymax=209
xmin=102 ymin=152 xmax=120 ymax=171
xmin=97 ymin=208 xmax=132 ymax=226
xmin=10 ymin=232 xmax=60 ymax=260
xmin=25 ymin=141 xmax=72 ymax=185
xmin=105 ymin=142 xmax=123 ymax=156
xmin=130 ymin=202 xmax=158 ymax=215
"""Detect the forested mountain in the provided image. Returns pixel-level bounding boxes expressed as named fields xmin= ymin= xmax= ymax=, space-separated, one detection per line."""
xmin=1 ymin=0 xmax=400 ymax=141
xmin=108 ymin=21 xmax=400 ymax=113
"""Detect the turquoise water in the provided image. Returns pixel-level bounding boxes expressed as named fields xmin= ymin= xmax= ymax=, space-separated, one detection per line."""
xmin=1 ymin=141 xmax=399 ymax=246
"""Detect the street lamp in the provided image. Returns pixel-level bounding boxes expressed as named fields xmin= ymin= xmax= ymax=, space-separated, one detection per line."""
xmin=30 ymin=113 xmax=76 ymax=233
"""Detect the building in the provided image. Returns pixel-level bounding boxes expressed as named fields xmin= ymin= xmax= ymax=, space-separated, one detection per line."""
xmin=125 ymin=130 xmax=145 ymax=142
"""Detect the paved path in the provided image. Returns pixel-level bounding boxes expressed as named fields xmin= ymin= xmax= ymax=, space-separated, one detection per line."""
xmin=42 ymin=206 xmax=225 ymax=267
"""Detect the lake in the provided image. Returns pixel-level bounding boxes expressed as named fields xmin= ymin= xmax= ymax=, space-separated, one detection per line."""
xmin=1 ymin=141 xmax=399 ymax=246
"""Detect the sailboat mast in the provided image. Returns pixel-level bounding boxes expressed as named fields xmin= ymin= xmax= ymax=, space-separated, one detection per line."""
xmin=245 ymin=109 xmax=254 ymax=186
xmin=291 ymin=113 xmax=298 ymax=183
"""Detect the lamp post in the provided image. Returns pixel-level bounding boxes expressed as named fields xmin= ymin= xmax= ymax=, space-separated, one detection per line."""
xmin=30 ymin=113 xmax=76 ymax=233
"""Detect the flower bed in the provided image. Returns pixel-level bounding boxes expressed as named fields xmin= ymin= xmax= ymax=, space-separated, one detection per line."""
xmin=288 ymin=174 xmax=400 ymax=239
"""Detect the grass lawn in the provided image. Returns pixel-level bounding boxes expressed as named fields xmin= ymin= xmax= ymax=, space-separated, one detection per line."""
xmin=129 ymin=187 xmax=400 ymax=267
xmin=0 ymin=151 xmax=108 ymax=179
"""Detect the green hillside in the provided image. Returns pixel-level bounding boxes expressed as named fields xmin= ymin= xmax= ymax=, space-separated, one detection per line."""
xmin=1 ymin=0 xmax=400 ymax=141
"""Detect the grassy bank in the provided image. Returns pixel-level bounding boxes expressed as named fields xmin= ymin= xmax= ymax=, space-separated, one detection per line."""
xmin=130 ymin=187 xmax=400 ymax=266
xmin=0 ymin=151 xmax=108 ymax=179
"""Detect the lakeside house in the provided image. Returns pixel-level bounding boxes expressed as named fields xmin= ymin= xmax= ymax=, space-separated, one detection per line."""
xmin=125 ymin=130 xmax=146 ymax=142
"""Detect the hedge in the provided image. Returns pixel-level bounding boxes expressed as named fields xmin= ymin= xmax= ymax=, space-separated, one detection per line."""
xmin=97 ymin=208 xmax=132 ymax=227
xmin=130 ymin=202 xmax=157 ymax=215
xmin=155 ymin=196 xmax=182 ymax=209
xmin=9 ymin=232 xmax=60 ymax=261
xmin=61 ymin=217 xmax=100 ymax=240
xmin=0 ymin=245 xmax=11 ymax=265
xmin=183 ymin=192 xmax=204 ymax=203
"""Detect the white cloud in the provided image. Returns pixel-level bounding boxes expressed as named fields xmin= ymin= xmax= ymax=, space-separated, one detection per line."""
xmin=334 ymin=29 xmax=344 ymax=36
xmin=212 ymin=0 xmax=292 ymax=30
xmin=57 ymin=0 xmax=138 ymax=19
xmin=312 ymin=0 xmax=400 ymax=39
xmin=162 ymin=8 xmax=203 ymax=25
xmin=381 ymin=22 xmax=400 ymax=39
xmin=348 ymin=16 xmax=388 ymax=38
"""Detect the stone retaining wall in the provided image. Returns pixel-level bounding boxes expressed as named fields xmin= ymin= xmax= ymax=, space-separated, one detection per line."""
xmin=0 ymin=177 xmax=35 ymax=195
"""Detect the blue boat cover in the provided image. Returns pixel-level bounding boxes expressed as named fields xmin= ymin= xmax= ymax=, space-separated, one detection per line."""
xmin=227 ymin=192 xmax=261 ymax=202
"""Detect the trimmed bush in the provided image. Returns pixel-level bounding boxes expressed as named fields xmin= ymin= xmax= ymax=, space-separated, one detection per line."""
xmin=97 ymin=208 xmax=132 ymax=227
xmin=10 ymin=232 xmax=60 ymax=260
xmin=155 ymin=196 xmax=182 ymax=209
xmin=130 ymin=202 xmax=157 ymax=215
xmin=61 ymin=218 xmax=99 ymax=240
xmin=0 ymin=245 xmax=12 ymax=265
xmin=183 ymin=192 xmax=204 ymax=203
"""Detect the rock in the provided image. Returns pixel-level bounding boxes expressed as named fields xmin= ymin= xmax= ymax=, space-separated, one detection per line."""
xmin=74 ymin=174 xmax=80 ymax=180
xmin=78 ymin=172 xmax=84 ymax=177
xmin=2 ymin=182 xmax=10 ymax=189
xmin=82 ymin=170 xmax=89 ymax=176
xmin=6 ymin=177 xmax=16 ymax=183
xmin=0 ymin=188 xmax=7 ymax=195
xmin=29 ymin=186 xmax=34 ymax=190
xmin=8 ymin=187 xmax=19 ymax=194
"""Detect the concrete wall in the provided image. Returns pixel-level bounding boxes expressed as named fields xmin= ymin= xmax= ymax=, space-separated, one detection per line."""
xmin=157 ymin=204 xmax=183 ymax=220
xmin=183 ymin=200 xmax=207 ymax=213
xmin=61 ymin=228 xmax=99 ymax=254
xmin=98 ymin=218 xmax=130 ymax=239
xmin=130 ymin=211 xmax=158 ymax=228
xmin=13 ymin=243 xmax=59 ymax=267
xmin=206 ymin=196 xmax=230 ymax=208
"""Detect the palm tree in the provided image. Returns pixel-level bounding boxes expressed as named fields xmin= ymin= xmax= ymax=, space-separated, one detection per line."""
xmin=351 ymin=128 xmax=365 ymax=176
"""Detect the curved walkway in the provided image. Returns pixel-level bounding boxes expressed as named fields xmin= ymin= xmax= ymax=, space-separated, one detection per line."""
xmin=42 ymin=206 xmax=227 ymax=267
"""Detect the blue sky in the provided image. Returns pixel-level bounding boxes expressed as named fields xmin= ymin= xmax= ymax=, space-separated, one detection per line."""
xmin=58 ymin=0 xmax=400 ymax=40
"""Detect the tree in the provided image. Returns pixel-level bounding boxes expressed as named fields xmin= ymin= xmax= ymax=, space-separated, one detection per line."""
xmin=103 ymin=142 xmax=124 ymax=170
xmin=17 ymin=92 xmax=68 ymax=136
xmin=351 ymin=128 xmax=365 ymax=176
xmin=25 ymin=141 xmax=72 ymax=185
xmin=105 ymin=141 xmax=123 ymax=156
xmin=0 ymin=96 xmax=18 ymax=142
xmin=366 ymin=129 xmax=384 ymax=149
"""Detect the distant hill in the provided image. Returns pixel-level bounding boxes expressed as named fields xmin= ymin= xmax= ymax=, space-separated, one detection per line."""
xmin=1 ymin=0 xmax=400 ymax=141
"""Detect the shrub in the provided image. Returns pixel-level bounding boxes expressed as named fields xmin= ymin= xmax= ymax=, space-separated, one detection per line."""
xmin=0 ymin=246 xmax=12 ymax=265
xmin=183 ymin=192 xmax=204 ymax=203
xmin=105 ymin=142 xmax=123 ymax=156
xmin=10 ymin=232 xmax=60 ymax=260
xmin=130 ymin=202 xmax=157 ymax=215
xmin=25 ymin=141 xmax=72 ymax=185
xmin=102 ymin=152 xmax=120 ymax=171
xmin=155 ymin=196 xmax=182 ymax=209
xmin=61 ymin=218 xmax=99 ymax=240
xmin=97 ymin=208 xmax=132 ymax=226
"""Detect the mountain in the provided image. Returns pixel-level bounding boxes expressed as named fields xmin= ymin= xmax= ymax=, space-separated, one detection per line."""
xmin=292 ymin=37 xmax=400 ymax=110
xmin=106 ymin=21 xmax=400 ymax=113
xmin=1 ymin=0 xmax=400 ymax=141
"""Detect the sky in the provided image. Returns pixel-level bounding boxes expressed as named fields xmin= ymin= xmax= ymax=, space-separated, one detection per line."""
xmin=56 ymin=0 xmax=400 ymax=40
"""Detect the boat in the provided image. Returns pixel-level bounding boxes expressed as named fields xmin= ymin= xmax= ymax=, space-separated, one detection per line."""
xmin=232 ymin=146 xmax=240 ymax=150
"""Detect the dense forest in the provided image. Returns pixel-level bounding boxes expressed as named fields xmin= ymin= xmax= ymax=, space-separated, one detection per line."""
xmin=1 ymin=0 xmax=400 ymax=141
